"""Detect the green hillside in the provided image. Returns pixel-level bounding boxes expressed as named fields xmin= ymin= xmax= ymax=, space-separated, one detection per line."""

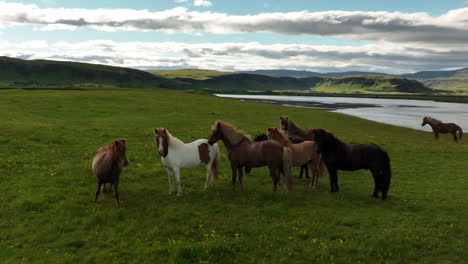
xmin=148 ymin=69 xmax=234 ymax=80
xmin=0 ymin=88 xmax=466 ymax=263
xmin=0 ymin=56 xmax=175 ymax=89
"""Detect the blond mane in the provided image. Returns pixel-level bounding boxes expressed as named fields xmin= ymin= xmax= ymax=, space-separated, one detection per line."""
xmin=212 ymin=120 xmax=251 ymax=145
xmin=424 ymin=116 xmax=442 ymax=125
xmin=267 ymin=128 xmax=292 ymax=146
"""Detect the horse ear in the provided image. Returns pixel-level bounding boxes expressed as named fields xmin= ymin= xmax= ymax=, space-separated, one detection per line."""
xmin=217 ymin=122 xmax=221 ymax=128
xmin=154 ymin=129 xmax=158 ymax=134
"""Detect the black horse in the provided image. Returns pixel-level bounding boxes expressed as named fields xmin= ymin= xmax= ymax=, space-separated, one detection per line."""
xmin=245 ymin=134 xmax=309 ymax=179
xmin=313 ymin=129 xmax=391 ymax=200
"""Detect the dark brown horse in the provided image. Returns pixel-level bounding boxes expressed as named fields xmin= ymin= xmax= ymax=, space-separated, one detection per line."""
xmin=208 ymin=121 xmax=293 ymax=193
xmin=92 ymin=138 xmax=128 ymax=207
xmin=313 ymin=129 xmax=391 ymax=200
xmin=280 ymin=116 xmax=316 ymax=141
xmin=422 ymin=117 xmax=463 ymax=143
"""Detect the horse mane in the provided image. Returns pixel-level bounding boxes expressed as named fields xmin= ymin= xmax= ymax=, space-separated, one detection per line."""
xmin=424 ymin=116 xmax=442 ymax=125
xmin=165 ymin=130 xmax=185 ymax=147
xmin=254 ymin=133 xmax=268 ymax=142
xmin=268 ymin=128 xmax=292 ymax=146
xmin=213 ymin=120 xmax=251 ymax=145
xmin=98 ymin=138 xmax=126 ymax=161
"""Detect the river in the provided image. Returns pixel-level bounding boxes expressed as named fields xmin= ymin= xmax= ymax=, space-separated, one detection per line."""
xmin=215 ymin=94 xmax=468 ymax=132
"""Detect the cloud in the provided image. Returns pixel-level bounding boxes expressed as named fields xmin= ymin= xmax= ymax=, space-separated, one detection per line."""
xmin=174 ymin=0 xmax=188 ymax=2
xmin=0 ymin=2 xmax=467 ymax=46
xmin=1 ymin=40 xmax=468 ymax=74
xmin=193 ymin=0 xmax=212 ymax=7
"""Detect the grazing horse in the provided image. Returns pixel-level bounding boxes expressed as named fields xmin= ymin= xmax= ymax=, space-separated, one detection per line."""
xmin=92 ymin=138 xmax=129 ymax=207
xmin=313 ymin=129 xmax=391 ymax=200
xmin=208 ymin=120 xmax=293 ymax=193
xmin=246 ymin=133 xmax=310 ymax=179
xmin=422 ymin=117 xmax=463 ymax=143
xmin=280 ymin=116 xmax=316 ymax=141
xmin=267 ymin=128 xmax=325 ymax=188
xmin=154 ymin=128 xmax=220 ymax=196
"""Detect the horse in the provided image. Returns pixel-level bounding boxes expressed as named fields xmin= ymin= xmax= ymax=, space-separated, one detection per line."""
xmin=313 ymin=129 xmax=391 ymax=200
xmin=421 ymin=117 xmax=463 ymax=143
xmin=245 ymin=133 xmax=310 ymax=179
xmin=207 ymin=120 xmax=293 ymax=193
xmin=280 ymin=116 xmax=316 ymax=141
xmin=267 ymin=128 xmax=325 ymax=188
xmin=92 ymin=138 xmax=129 ymax=207
xmin=154 ymin=128 xmax=220 ymax=196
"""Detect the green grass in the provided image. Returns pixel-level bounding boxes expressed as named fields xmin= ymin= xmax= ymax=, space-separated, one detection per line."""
xmin=148 ymin=69 xmax=235 ymax=80
xmin=0 ymin=89 xmax=467 ymax=263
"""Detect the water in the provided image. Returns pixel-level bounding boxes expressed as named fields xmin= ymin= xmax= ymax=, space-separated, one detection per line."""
xmin=215 ymin=94 xmax=468 ymax=131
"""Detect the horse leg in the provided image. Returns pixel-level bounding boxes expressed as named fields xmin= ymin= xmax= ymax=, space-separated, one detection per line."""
xmin=299 ymin=166 xmax=304 ymax=179
xmin=94 ymin=181 xmax=103 ymax=203
xmin=305 ymin=164 xmax=310 ymax=179
xmin=308 ymin=162 xmax=317 ymax=188
xmin=452 ymin=131 xmax=458 ymax=143
xmin=269 ymin=166 xmax=278 ymax=192
xmin=328 ymin=168 xmax=339 ymax=192
xmin=238 ymin=167 xmax=244 ymax=191
xmin=113 ymin=181 xmax=120 ymax=207
xmin=371 ymin=169 xmax=380 ymax=198
xmin=231 ymin=166 xmax=237 ymax=192
xmin=434 ymin=131 xmax=439 ymax=140
xmin=166 ymin=169 xmax=174 ymax=195
xmin=204 ymin=164 xmax=211 ymax=191
xmin=174 ymin=168 xmax=182 ymax=196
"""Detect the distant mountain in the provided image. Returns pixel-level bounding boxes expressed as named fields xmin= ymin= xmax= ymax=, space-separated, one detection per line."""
xmin=242 ymin=69 xmax=389 ymax=78
xmin=400 ymin=68 xmax=468 ymax=92
xmin=0 ymin=56 xmax=176 ymax=89
xmin=400 ymin=68 xmax=468 ymax=79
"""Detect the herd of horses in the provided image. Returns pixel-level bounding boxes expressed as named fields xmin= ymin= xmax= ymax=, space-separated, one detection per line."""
xmin=92 ymin=116 xmax=463 ymax=207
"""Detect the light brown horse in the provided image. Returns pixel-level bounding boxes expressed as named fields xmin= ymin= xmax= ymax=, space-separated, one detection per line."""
xmin=280 ymin=116 xmax=316 ymax=141
xmin=208 ymin=120 xmax=293 ymax=193
xmin=422 ymin=117 xmax=463 ymax=143
xmin=92 ymin=138 xmax=128 ymax=207
xmin=267 ymin=128 xmax=325 ymax=188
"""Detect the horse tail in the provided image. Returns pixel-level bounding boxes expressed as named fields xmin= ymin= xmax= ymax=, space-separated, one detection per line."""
xmin=380 ymin=152 xmax=392 ymax=199
xmin=282 ymin=147 xmax=293 ymax=194
xmin=457 ymin=126 xmax=463 ymax=141
xmin=210 ymin=143 xmax=220 ymax=184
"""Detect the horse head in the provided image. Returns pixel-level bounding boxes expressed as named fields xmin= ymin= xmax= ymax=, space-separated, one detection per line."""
xmin=113 ymin=138 xmax=128 ymax=167
xmin=280 ymin=116 xmax=289 ymax=132
xmin=421 ymin=117 xmax=428 ymax=126
xmin=208 ymin=121 xmax=223 ymax=145
xmin=154 ymin=128 xmax=169 ymax=157
xmin=313 ymin=128 xmax=334 ymax=153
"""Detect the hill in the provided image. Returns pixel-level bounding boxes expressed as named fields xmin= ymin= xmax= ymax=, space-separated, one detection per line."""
xmin=402 ymin=68 xmax=468 ymax=93
xmin=243 ymin=69 xmax=389 ymax=78
xmin=0 ymin=56 xmax=176 ymax=89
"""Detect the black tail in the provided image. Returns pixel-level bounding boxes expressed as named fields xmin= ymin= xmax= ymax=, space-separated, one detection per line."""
xmin=380 ymin=153 xmax=392 ymax=200
xmin=457 ymin=126 xmax=463 ymax=141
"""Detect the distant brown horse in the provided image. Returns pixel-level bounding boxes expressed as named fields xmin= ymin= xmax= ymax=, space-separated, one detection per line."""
xmin=267 ymin=128 xmax=325 ymax=188
xmin=422 ymin=117 xmax=463 ymax=143
xmin=280 ymin=116 xmax=316 ymax=141
xmin=208 ymin=120 xmax=293 ymax=193
xmin=92 ymin=138 xmax=128 ymax=207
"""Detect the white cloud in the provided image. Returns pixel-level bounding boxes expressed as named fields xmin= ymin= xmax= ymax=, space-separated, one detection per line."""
xmin=1 ymin=40 xmax=467 ymax=74
xmin=174 ymin=0 xmax=188 ymax=3
xmin=0 ymin=2 xmax=467 ymax=46
xmin=193 ymin=0 xmax=212 ymax=7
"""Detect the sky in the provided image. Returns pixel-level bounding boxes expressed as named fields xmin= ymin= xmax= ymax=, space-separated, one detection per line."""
xmin=1 ymin=0 xmax=468 ymax=73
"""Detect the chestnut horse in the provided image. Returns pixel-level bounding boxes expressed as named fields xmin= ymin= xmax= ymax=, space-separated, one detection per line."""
xmin=208 ymin=120 xmax=293 ymax=193
xmin=280 ymin=116 xmax=316 ymax=141
xmin=92 ymin=138 xmax=128 ymax=207
xmin=267 ymin=128 xmax=325 ymax=188
xmin=422 ymin=117 xmax=463 ymax=143
xmin=313 ymin=129 xmax=391 ymax=200
xmin=155 ymin=128 xmax=220 ymax=196
xmin=248 ymin=133 xmax=310 ymax=179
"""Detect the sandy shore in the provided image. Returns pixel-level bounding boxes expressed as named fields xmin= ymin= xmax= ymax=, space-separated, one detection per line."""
xmin=238 ymin=98 xmax=379 ymax=110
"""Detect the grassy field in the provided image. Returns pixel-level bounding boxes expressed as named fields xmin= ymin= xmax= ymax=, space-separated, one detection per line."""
xmin=0 ymin=88 xmax=467 ymax=263
xmin=148 ymin=69 xmax=234 ymax=80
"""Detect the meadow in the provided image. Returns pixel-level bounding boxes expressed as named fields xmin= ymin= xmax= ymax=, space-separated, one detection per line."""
xmin=0 ymin=88 xmax=467 ymax=264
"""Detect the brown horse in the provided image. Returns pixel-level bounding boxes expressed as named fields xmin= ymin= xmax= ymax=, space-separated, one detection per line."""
xmin=208 ymin=121 xmax=293 ymax=193
xmin=92 ymin=138 xmax=128 ymax=207
xmin=280 ymin=116 xmax=316 ymax=141
xmin=422 ymin=117 xmax=463 ymax=142
xmin=267 ymin=128 xmax=325 ymax=188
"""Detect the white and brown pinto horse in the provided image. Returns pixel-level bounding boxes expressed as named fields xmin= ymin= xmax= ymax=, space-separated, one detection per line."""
xmin=154 ymin=128 xmax=220 ymax=196
xmin=92 ymin=138 xmax=128 ymax=207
